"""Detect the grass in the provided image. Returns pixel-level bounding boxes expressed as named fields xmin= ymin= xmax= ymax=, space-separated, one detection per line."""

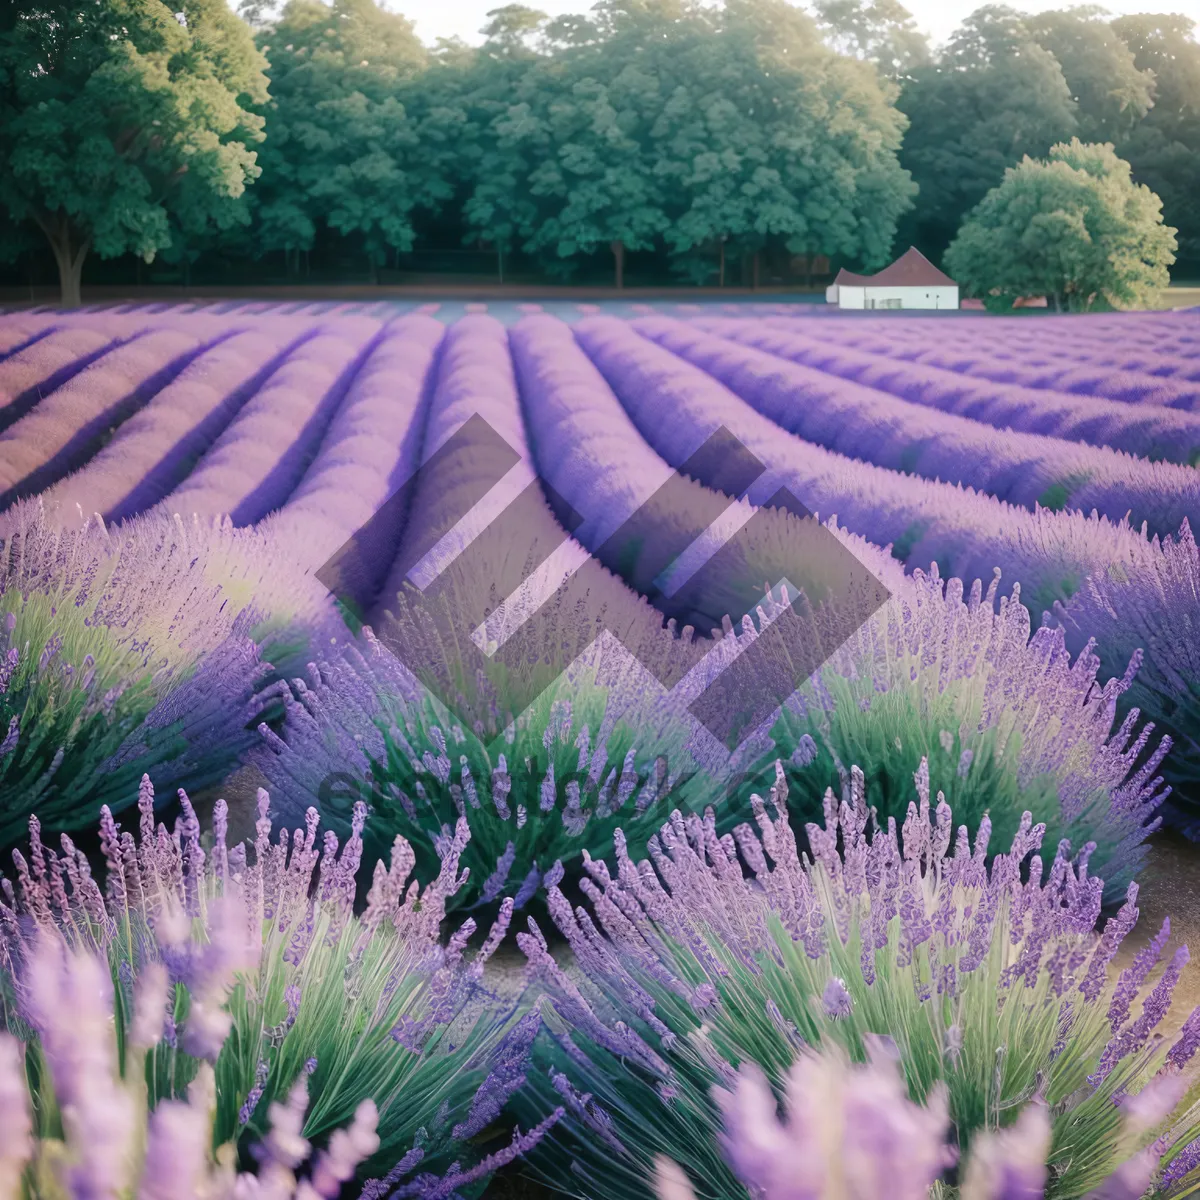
xmin=1152 ymin=284 xmax=1200 ymax=309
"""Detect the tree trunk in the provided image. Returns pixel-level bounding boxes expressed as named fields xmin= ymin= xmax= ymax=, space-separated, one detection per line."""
xmin=611 ymin=240 xmax=625 ymax=289
xmin=718 ymin=240 xmax=725 ymax=288
xmin=1052 ymin=292 xmax=1063 ymax=313
xmin=752 ymin=252 xmax=760 ymax=291
xmin=498 ymin=241 xmax=504 ymax=284
xmin=50 ymin=235 xmax=88 ymax=308
xmin=33 ymin=212 xmax=92 ymax=308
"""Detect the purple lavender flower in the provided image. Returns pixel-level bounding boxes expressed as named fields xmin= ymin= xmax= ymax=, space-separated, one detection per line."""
xmin=22 ymin=934 xmax=136 ymax=1198
xmin=139 ymin=1091 xmax=211 ymax=1200
xmin=130 ymin=961 xmax=170 ymax=1050
xmin=734 ymin=560 xmax=1167 ymax=902
xmin=961 ymin=1098 xmax=1051 ymax=1199
xmin=530 ymin=756 xmax=1190 ymax=1200
xmin=2 ymin=772 xmax=539 ymax=1198
xmin=708 ymin=1041 xmax=954 ymax=1200
xmin=239 ymin=1059 xmax=271 ymax=1127
xmin=0 ymin=502 xmax=341 ymax=849
xmin=307 ymin=1100 xmax=381 ymax=1197
xmin=0 ymin=1033 xmax=31 ymax=1195
xmin=821 ymin=976 xmax=853 ymax=1020
xmin=1060 ymin=517 xmax=1200 ymax=829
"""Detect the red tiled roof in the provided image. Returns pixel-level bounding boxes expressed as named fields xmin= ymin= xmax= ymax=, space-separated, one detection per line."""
xmin=833 ymin=247 xmax=956 ymax=288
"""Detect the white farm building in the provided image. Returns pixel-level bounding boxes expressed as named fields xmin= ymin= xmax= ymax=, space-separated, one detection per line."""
xmin=825 ymin=247 xmax=959 ymax=311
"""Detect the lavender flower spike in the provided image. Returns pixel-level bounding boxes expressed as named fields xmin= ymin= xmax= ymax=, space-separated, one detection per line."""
xmin=0 ymin=1033 xmax=32 ymax=1196
xmin=138 ymin=1094 xmax=211 ymax=1200
xmin=821 ymin=976 xmax=853 ymax=1020
xmin=130 ymin=961 xmax=170 ymax=1051
xmin=3 ymin=775 xmax=538 ymax=1197
xmin=307 ymin=1100 xmax=381 ymax=1198
xmin=22 ymin=934 xmax=136 ymax=1199
xmin=960 ymin=1098 xmax=1051 ymax=1200
xmin=530 ymin=757 xmax=1199 ymax=1200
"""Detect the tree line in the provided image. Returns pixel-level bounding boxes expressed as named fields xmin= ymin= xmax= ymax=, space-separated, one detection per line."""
xmin=1 ymin=0 xmax=1196 ymax=304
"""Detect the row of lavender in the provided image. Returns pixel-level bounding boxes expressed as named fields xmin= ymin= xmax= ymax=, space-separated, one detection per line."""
xmin=0 ymin=303 xmax=1197 ymax=851
xmin=0 ymin=303 xmax=1195 ymax=862
xmin=5 ymin=754 xmax=1200 ymax=1199
xmin=2 ymin=303 xmax=1200 ymax=1197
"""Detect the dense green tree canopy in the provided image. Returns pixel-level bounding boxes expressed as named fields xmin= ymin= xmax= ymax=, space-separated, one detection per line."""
xmin=809 ymin=0 xmax=930 ymax=78
xmin=895 ymin=6 xmax=1079 ymax=261
xmin=0 ymin=0 xmax=269 ymax=305
xmin=945 ymin=138 xmax=1177 ymax=313
xmin=2 ymin=0 xmax=1199 ymax=299
xmin=247 ymin=0 xmax=453 ymax=273
xmin=1111 ymin=13 xmax=1200 ymax=264
xmin=461 ymin=0 xmax=915 ymax=284
xmin=1025 ymin=8 xmax=1153 ymax=143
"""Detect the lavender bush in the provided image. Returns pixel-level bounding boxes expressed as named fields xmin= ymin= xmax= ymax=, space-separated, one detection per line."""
xmin=251 ymin=626 xmax=726 ymax=913
xmin=0 ymin=777 xmax=560 ymax=1196
xmin=571 ymin=314 xmax=1164 ymax=619
xmin=261 ymin=314 xmax=444 ymax=580
xmin=699 ymin=318 xmax=1200 ymax=462
xmin=1059 ymin=519 xmax=1200 ymax=837
xmin=634 ymin=316 xmax=1200 ymax=536
xmin=800 ymin=316 xmax=1200 ymax=398
xmin=0 ymin=326 xmax=122 ymax=428
xmin=518 ymin=760 xmax=1200 ymax=1200
xmin=24 ymin=322 xmax=307 ymax=529
xmin=652 ymin=1038 xmax=1200 ymax=1200
xmin=0 ymin=327 xmax=213 ymax=512
xmin=730 ymin=565 xmax=1170 ymax=899
xmin=366 ymin=314 xmax=688 ymax=721
xmin=153 ymin=316 xmax=382 ymax=527
xmin=0 ymin=503 xmax=343 ymax=846
xmin=508 ymin=314 xmax=902 ymax=636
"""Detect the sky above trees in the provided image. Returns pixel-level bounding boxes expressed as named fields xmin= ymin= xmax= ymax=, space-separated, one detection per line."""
xmin=387 ymin=0 xmax=1199 ymax=47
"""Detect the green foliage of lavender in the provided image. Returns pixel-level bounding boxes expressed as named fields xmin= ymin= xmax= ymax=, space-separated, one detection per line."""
xmin=0 ymin=941 xmax=386 ymax=1200
xmin=0 ymin=504 xmax=344 ymax=847
xmin=1060 ymin=519 xmax=1200 ymax=838
xmin=253 ymin=627 xmax=723 ymax=914
xmin=517 ymin=760 xmax=1200 ymax=1200
xmin=0 ymin=778 xmax=560 ymax=1197
xmin=729 ymin=568 xmax=1171 ymax=901
xmin=653 ymin=1037 xmax=1200 ymax=1200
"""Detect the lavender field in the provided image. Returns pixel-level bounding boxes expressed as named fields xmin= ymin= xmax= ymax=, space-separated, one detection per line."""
xmin=6 ymin=298 xmax=1200 ymax=1200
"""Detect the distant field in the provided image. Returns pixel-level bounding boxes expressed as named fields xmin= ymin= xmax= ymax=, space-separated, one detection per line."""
xmin=1156 ymin=284 xmax=1200 ymax=309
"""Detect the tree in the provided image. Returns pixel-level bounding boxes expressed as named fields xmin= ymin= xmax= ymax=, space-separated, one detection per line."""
xmin=479 ymin=4 xmax=549 ymax=50
xmin=895 ymin=6 xmax=1079 ymax=261
xmin=811 ymin=0 xmax=930 ymax=78
xmin=1026 ymin=8 xmax=1153 ymax=143
xmin=660 ymin=0 xmax=915 ymax=279
xmin=248 ymin=0 xmax=447 ymax=279
xmin=944 ymin=139 xmax=1176 ymax=313
xmin=463 ymin=0 xmax=679 ymax=285
xmin=461 ymin=0 xmax=915 ymax=285
xmin=1111 ymin=14 xmax=1200 ymax=267
xmin=453 ymin=6 xmax=553 ymax=279
xmin=0 ymin=1 xmax=268 ymax=306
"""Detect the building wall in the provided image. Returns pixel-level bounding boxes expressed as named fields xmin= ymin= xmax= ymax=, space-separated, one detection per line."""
xmin=827 ymin=285 xmax=958 ymax=309
xmin=838 ymin=285 xmax=959 ymax=310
